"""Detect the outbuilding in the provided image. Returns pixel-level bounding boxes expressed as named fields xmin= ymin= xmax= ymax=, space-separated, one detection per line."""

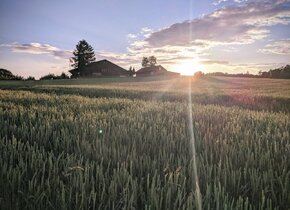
xmin=69 ymin=59 xmax=130 ymax=77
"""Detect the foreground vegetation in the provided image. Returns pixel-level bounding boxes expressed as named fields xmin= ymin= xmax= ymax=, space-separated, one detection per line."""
xmin=0 ymin=77 xmax=289 ymax=209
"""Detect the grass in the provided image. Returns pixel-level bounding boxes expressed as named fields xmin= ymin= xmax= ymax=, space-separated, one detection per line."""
xmin=0 ymin=76 xmax=289 ymax=209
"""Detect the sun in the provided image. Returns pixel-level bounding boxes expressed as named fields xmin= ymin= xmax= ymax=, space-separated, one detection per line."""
xmin=174 ymin=60 xmax=204 ymax=76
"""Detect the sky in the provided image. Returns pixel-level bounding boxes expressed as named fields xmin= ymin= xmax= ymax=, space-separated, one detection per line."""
xmin=0 ymin=0 xmax=290 ymax=78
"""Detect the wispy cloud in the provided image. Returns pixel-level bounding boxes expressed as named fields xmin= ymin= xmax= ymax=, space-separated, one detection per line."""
xmin=145 ymin=0 xmax=290 ymax=48
xmin=116 ymin=0 xmax=289 ymax=73
xmin=127 ymin=33 xmax=137 ymax=39
xmin=126 ymin=27 xmax=154 ymax=41
xmin=0 ymin=42 xmax=72 ymax=59
xmin=259 ymin=39 xmax=290 ymax=54
xmin=213 ymin=0 xmax=230 ymax=6
xmin=201 ymin=60 xmax=229 ymax=65
xmin=141 ymin=27 xmax=153 ymax=33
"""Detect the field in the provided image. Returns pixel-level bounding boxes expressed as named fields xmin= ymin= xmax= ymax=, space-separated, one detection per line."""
xmin=0 ymin=76 xmax=289 ymax=210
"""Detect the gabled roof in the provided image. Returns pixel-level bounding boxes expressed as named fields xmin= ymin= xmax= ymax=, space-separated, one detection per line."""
xmin=88 ymin=59 xmax=127 ymax=72
xmin=69 ymin=59 xmax=128 ymax=74
xmin=136 ymin=65 xmax=167 ymax=74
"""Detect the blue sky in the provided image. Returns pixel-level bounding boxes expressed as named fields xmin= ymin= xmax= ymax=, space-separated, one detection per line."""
xmin=0 ymin=0 xmax=290 ymax=78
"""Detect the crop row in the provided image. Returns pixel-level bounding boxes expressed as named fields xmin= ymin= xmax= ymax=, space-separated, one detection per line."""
xmin=0 ymin=90 xmax=289 ymax=209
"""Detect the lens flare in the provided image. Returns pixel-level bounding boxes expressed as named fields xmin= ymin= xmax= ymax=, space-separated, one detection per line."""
xmin=188 ymin=78 xmax=202 ymax=210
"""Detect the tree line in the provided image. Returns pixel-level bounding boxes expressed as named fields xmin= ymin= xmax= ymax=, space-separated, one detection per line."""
xmin=207 ymin=65 xmax=290 ymax=79
xmin=0 ymin=68 xmax=34 ymax=81
xmin=258 ymin=65 xmax=290 ymax=79
xmin=0 ymin=68 xmax=70 ymax=81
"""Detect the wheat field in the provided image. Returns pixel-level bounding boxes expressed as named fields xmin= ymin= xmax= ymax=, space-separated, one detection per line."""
xmin=0 ymin=76 xmax=289 ymax=210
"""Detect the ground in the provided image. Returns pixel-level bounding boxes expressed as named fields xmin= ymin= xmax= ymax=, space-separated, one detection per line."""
xmin=0 ymin=76 xmax=289 ymax=209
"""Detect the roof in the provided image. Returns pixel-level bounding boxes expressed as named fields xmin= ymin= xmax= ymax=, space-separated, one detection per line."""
xmin=69 ymin=59 xmax=128 ymax=74
xmin=136 ymin=65 xmax=167 ymax=74
xmin=136 ymin=65 xmax=179 ymax=76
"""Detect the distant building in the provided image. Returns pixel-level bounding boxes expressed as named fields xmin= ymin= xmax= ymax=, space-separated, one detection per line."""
xmin=69 ymin=59 xmax=130 ymax=77
xmin=136 ymin=65 xmax=180 ymax=77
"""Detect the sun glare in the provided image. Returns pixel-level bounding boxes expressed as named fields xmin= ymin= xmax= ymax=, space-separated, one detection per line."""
xmin=175 ymin=60 xmax=204 ymax=76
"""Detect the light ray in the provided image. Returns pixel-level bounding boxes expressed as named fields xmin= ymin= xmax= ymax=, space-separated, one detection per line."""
xmin=188 ymin=78 xmax=202 ymax=210
xmin=188 ymin=1 xmax=202 ymax=208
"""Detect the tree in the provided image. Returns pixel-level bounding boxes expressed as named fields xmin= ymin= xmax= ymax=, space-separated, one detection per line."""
xmin=40 ymin=72 xmax=70 ymax=80
xmin=26 ymin=76 xmax=35 ymax=81
xmin=128 ymin=66 xmax=135 ymax=77
xmin=0 ymin=68 xmax=23 ymax=80
xmin=71 ymin=40 xmax=96 ymax=77
xmin=142 ymin=56 xmax=157 ymax=67
xmin=142 ymin=57 xmax=149 ymax=67
xmin=40 ymin=73 xmax=56 ymax=80
xmin=148 ymin=56 xmax=157 ymax=66
xmin=60 ymin=72 xmax=69 ymax=79
xmin=0 ymin=68 xmax=14 ymax=80
xmin=258 ymin=64 xmax=290 ymax=79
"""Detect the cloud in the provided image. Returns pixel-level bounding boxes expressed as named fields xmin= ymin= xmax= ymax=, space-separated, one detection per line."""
xmin=127 ymin=33 xmax=137 ymax=39
xmin=116 ymin=0 xmax=289 ymax=71
xmin=234 ymin=0 xmax=247 ymax=3
xmin=213 ymin=0 xmax=249 ymax=5
xmin=96 ymin=51 xmax=139 ymax=66
xmin=126 ymin=27 xmax=154 ymax=41
xmin=141 ymin=27 xmax=153 ymax=33
xmin=258 ymin=39 xmax=290 ymax=54
xmin=0 ymin=42 xmax=72 ymax=59
xmin=145 ymin=0 xmax=290 ymax=48
xmin=213 ymin=0 xmax=229 ymax=5
xmin=201 ymin=60 xmax=229 ymax=65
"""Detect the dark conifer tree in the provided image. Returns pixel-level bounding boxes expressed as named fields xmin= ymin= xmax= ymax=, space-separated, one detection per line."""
xmin=71 ymin=40 xmax=96 ymax=77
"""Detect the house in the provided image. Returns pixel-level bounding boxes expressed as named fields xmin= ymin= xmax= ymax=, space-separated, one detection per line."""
xmin=69 ymin=59 xmax=130 ymax=77
xmin=136 ymin=65 xmax=180 ymax=77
